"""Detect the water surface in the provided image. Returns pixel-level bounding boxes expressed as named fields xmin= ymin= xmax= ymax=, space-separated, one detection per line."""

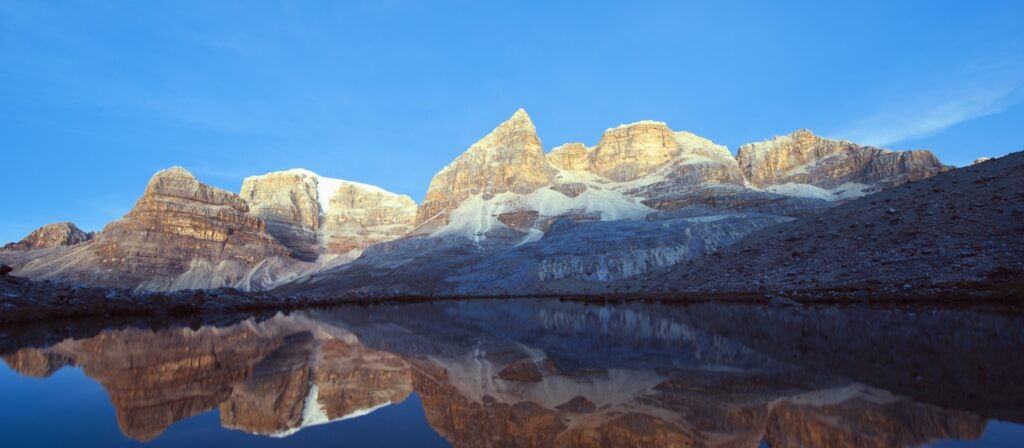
xmin=1 ymin=300 xmax=1022 ymax=447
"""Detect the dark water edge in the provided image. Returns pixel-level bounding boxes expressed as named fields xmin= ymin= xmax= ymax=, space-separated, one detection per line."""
xmin=3 ymin=268 xmax=1022 ymax=326
xmin=1 ymin=299 xmax=1023 ymax=447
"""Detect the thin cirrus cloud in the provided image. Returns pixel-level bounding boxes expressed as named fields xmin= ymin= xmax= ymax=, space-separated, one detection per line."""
xmin=835 ymin=57 xmax=1024 ymax=148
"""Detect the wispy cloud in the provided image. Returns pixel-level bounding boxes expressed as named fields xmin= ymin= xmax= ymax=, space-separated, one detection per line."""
xmin=836 ymin=56 xmax=1024 ymax=147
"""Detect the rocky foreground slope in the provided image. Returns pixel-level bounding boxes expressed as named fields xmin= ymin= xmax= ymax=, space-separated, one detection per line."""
xmin=636 ymin=151 xmax=1024 ymax=293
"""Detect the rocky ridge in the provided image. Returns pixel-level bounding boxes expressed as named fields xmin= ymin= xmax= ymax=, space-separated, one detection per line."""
xmin=283 ymin=110 xmax=950 ymax=298
xmin=3 ymin=108 xmax=960 ymax=296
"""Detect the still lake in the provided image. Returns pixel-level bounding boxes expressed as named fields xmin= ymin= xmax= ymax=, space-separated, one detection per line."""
xmin=1 ymin=299 xmax=1022 ymax=447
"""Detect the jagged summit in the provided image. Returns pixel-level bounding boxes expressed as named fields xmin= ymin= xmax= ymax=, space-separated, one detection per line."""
xmin=414 ymin=109 xmax=555 ymax=230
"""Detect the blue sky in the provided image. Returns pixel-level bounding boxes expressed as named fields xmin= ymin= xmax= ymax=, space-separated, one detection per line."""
xmin=2 ymin=0 xmax=1023 ymax=243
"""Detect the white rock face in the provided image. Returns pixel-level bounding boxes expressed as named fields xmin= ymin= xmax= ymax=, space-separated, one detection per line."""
xmin=241 ymin=169 xmax=417 ymax=260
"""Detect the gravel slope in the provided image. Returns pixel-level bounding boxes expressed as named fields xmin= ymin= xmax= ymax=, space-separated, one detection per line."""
xmin=644 ymin=151 xmax=1024 ymax=293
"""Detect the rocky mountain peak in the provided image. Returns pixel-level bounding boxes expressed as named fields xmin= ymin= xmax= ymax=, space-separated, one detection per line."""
xmin=590 ymin=121 xmax=681 ymax=182
xmin=18 ymin=166 xmax=293 ymax=291
xmin=414 ymin=109 xmax=556 ymax=230
xmin=736 ymin=130 xmax=949 ymax=191
xmin=2 ymin=222 xmax=92 ymax=251
xmin=142 ymin=166 xmax=249 ymax=212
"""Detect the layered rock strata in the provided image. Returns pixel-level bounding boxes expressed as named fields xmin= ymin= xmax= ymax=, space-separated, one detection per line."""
xmin=5 ymin=167 xmax=294 ymax=291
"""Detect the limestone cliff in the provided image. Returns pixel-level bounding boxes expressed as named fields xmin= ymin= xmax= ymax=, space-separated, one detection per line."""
xmin=240 ymin=171 xmax=322 ymax=261
xmin=590 ymin=121 xmax=687 ymax=182
xmin=241 ymin=169 xmax=416 ymax=260
xmin=546 ymin=143 xmax=591 ymax=171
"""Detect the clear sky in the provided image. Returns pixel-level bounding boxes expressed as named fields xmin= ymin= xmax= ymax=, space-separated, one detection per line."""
xmin=2 ymin=0 xmax=1023 ymax=243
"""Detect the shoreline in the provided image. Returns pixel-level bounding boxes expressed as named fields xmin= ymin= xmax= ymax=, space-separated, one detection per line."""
xmin=2 ymin=272 xmax=1021 ymax=326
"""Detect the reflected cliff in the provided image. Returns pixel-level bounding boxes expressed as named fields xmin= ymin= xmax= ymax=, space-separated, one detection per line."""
xmin=3 ymin=300 xmax=1023 ymax=447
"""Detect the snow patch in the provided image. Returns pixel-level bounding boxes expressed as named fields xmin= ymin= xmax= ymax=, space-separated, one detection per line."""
xmin=605 ymin=120 xmax=668 ymax=132
xmin=270 ymin=383 xmax=392 ymax=438
xmin=436 ymin=186 xmax=652 ymax=239
xmin=760 ymin=182 xmax=870 ymax=201
xmin=248 ymin=168 xmax=401 ymax=214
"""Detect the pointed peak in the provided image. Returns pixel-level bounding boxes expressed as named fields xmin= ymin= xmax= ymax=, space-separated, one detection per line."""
xmin=486 ymin=108 xmax=536 ymax=136
xmin=499 ymin=108 xmax=534 ymax=128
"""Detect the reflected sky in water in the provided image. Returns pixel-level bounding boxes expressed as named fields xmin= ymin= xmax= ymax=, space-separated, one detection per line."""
xmin=1 ymin=299 xmax=1022 ymax=447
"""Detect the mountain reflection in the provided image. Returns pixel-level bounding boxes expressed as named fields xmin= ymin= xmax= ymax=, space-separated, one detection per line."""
xmin=4 ymin=300 xmax=1022 ymax=447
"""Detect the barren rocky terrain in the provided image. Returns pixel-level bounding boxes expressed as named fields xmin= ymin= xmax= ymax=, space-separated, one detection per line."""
xmin=640 ymin=151 xmax=1024 ymax=294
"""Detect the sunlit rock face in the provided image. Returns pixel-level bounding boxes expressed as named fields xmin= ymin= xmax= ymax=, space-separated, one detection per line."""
xmin=321 ymin=182 xmax=417 ymax=254
xmin=590 ymin=121 xmax=689 ymax=182
xmin=240 ymin=169 xmax=416 ymax=261
xmin=546 ymin=142 xmax=591 ymax=171
xmin=736 ymin=129 xmax=950 ymax=193
xmin=7 ymin=167 xmax=292 ymax=291
xmin=1 ymin=222 xmax=91 ymax=251
xmin=240 ymin=171 xmax=322 ymax=261
xmin=91 ymin=167 xmax=291 ymax=289
xmin=414 ymin=108 xmax=557 ymax=231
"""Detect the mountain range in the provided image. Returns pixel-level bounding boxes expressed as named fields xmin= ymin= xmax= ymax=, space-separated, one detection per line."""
xmin=3 ymin=108 xmax=1018 ymax=299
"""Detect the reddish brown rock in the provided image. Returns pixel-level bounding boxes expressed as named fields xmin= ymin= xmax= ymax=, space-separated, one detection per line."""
xmin=7 ymin=167 xmax=291 ymax=291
